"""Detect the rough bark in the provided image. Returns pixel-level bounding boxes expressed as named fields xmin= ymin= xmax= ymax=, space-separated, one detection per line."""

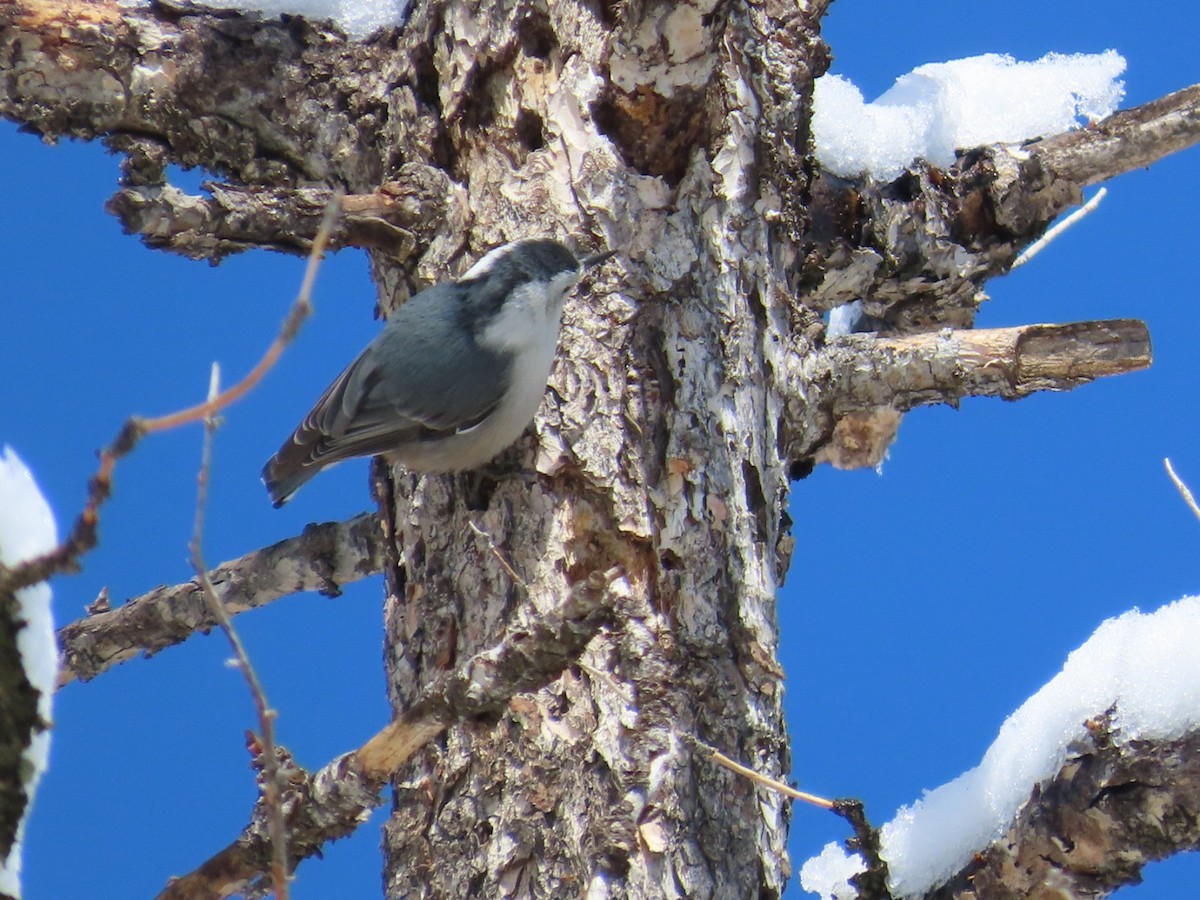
xmin=371 ymin=1 xmax=825 ymax=894
xmin=3 ymin=0 xmax=1199 ymax=897
xmin=156 ymin=569 xmax=615 ymax=900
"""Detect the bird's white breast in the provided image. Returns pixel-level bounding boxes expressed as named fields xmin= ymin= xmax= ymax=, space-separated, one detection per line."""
xmin=477 ymin=276 xmax=574 ymax=434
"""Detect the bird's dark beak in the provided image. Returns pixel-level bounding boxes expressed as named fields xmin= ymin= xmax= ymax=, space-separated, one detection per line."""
xmin=581 ymin=249 xmax=616 ymax=270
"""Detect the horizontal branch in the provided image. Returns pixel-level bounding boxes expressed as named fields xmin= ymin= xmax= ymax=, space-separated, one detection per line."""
xmin=786 ymin=319 xmax=1151 ymax=467
xmin=830 ymin=318 xmax=1148 ymax=408
xmin=106 ymin=166 xmax=465 ymax=262
xmin=0 ymin=0 xmax=348 ymax=180
xmin=57 ymin=513 xmax=383 ymax=687
xmin=156 ymin=568 xmax=621 ymax=900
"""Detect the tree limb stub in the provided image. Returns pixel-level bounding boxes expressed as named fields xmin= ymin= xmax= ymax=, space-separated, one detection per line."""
xmin=832 ymin=318 xmax=1151 ymax=409
xmin=106 ymin=169 xmax=466 ymax=263
xmin=786 ymin=320 xmax=1151 ymax=467
xmin=156 ymin=569 xmax=619 ymax=900
xmin=56 ymin=513 xmax=383 ymax=687
xmin=869 ymin=319 xmax=1153 ymax=402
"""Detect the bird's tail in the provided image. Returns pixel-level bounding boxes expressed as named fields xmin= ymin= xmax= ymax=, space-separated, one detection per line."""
xmin=261 ymin=452 xmax=320 ymax=508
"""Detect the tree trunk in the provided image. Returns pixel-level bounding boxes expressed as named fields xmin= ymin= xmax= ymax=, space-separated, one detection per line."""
xmin=372 ymin=1 xmax=820 ymax=894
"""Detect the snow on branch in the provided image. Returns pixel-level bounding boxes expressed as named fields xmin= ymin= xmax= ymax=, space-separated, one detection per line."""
xmin=801 ymin=597 xmax=1200 ymax=900
xmin=802 ymin=84 xmax=1200 ymax=333
xmin=57 ymin=513 xmax=383 ymax=686
xmin=0 ymin=448 xmax=58 ymax=897
xmin=156 ymin=568 xmax=623 ymax=900
xmin=813 ymin=50 xmax=1199 ymax=194
xmin=813 ymin=52 xmax=1128 ymax=182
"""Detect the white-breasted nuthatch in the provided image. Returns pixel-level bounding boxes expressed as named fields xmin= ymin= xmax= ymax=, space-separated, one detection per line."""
xmin=263 ymin=238 xmax=613 ymax=506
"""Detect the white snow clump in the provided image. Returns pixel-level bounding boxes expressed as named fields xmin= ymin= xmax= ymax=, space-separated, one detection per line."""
xmin=813 ymin=51 xmax=1126 ymax=181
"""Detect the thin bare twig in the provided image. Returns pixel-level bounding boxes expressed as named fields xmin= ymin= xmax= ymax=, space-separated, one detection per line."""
xmin=1011 ymin=188 xmax=1107 ymax=269
xmin=0 ymin=194 xmax=342 ymax=598
xmin=190 ymin=364 xmax=289 ymax=900
xmin=683 ymin=733 xmax=835 ymax=809
xmin=1165 ymin=458 xmax=1200 ymax=523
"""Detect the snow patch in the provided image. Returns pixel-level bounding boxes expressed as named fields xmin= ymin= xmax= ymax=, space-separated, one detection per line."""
xmin=0 ymin=447 xmax=59 ymax=897
xmin=813 ymin=51 xmax=1126 ymax=180
xmin=120 ymin=0 xmax=409 ymax=38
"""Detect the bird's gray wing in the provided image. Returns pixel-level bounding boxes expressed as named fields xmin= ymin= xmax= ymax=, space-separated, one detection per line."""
xmin=263 ymin=298 xmax=508 ymax=505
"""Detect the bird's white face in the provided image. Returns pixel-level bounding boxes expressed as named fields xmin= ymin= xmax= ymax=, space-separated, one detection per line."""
xmin=546 ymin=268 xmax=582 ymax=305
xmin=477 ymin=270 xmax=579 ymax=354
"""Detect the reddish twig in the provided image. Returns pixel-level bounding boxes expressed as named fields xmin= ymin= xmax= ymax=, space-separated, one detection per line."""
xmin=0 ymin=194 xmax=342 ymax=598
xmin=189 ymin=364 xmax=289 ymax=899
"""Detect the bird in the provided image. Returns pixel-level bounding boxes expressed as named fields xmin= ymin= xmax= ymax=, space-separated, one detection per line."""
xmin=262 ymin=238 xmax=613 ymax=506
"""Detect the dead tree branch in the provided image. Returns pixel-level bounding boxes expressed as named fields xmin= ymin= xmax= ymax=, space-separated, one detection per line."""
xmin=0 ymin=0 xmax=352 ymax=181
xmin=155 ymin=568 xmax=621 ymax=900
xmin=56 ymin=512 xmax=383 ymax=687
xmin=977 ymin=83 xmax=1200 ymax=242
xmin=107 ymin=165 xmax=466 ymax=263
xmin=783 ymin=319 xmax=1151 ymax=468
xmin=802 ymin=86 xmax=1200 ymax=331
xmin=1032 ymin=83 xmax=1200 ymax=188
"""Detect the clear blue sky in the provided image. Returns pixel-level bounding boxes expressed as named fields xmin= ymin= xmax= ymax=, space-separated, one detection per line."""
xmin=4 ymin=1 xmax=1197 ymax=896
